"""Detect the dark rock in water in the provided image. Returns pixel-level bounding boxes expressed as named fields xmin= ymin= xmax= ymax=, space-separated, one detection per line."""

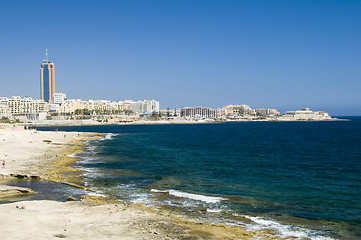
xmin=66 ymin=196 xmax=77 ymax=201
xmin=9 ymin=174 xmax=40 ymax=180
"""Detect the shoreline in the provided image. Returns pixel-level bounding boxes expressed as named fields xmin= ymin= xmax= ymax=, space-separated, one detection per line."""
xmin=14 ymin=116 xmax=348 ymax=128
xmin=0 ymin=126 xmax=275 ymax=239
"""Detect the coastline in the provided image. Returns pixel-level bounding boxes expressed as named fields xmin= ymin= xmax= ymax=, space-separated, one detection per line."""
xmin=0 ymin=126 xmax=277 ymax=239
xmin=17 ymin=115 xmax=347 ymax=129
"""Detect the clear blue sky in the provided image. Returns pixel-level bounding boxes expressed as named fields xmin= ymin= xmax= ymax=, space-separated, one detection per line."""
xmin=0 ymin=0 xmax=360 ymax=115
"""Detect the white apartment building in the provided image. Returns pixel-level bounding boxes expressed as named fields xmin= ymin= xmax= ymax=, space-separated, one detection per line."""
xmin=0 ymin=96 xmax=49 ymax=120
xmin=180 ymin=107 xmax=219 ymax=119
xmin=53 ymin=92 xmax=67 ymax=105
xmin=0 ymin=97 xmax=10 ymax=118
xmin=139 ymin=100 xmax=160 ymax=113
xmin=57 ymin=99 xmax=160 ymax=115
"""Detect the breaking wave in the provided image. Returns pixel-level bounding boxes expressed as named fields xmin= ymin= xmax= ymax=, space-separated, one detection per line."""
xmin=151 ymin=189 xmax=227 ymax=203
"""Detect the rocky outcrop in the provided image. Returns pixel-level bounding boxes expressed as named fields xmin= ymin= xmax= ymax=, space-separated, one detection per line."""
xmin=0 ymin=173 xmax=40 ymax=180
xmin=0 ymin=185 xmax=35 ymax=198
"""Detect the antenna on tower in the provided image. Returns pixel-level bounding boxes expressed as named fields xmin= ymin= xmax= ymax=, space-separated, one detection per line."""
xmin=45 ymin=49 xmax=48 ymax=62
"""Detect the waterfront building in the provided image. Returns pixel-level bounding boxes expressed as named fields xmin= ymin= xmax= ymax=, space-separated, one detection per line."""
xmin=0 ymin=96 xmax=49 ymax=120
xmin=139 ymin=100 xmax=160 ymax=114
xmin=128 ymin=100 xmax=141 ymax=113
xmin=159 ymin=109 xmax=179 ymax=118
xmin=40 ymin=49 xmax=55 ymax=104
xmin=281 ymin=108 xmax=332 ymax=120
xmin=119 ymin=100 xmax=159 ymax=114
xmin=57 ymin=98 xmax=159 ymax=115
xmin=222 ymin=105 xmax=254 ymax=115
xmin=254 ymin=108 xmax=280 ymax=116
xmin=180 ymin=107 xmax=219 ymax=119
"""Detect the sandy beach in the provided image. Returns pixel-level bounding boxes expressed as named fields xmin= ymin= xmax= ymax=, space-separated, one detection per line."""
xmin=0 ymin=124 xmax=277 ymax=240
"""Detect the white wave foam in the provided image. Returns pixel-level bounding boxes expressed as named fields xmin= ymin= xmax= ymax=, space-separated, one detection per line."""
xmin=68 ymin=154 xmax=77 ymax=158
xmin=87 ymin=192 xmax=107 ymax=197
xmin=132 ymin=193 xmax=150 ymax=203
xmin=77 ymin=156 xmax=97 ymax=162
xmin=151 ymin=189 xmax=227 ymax=203
xmin=85 ymin=145 xmax=96 ymax=151
xmin=99 ymin=133 xmax=118 ymax=141
xmin=169 ymin=190 xmax=227 ymax=203
xmin=207 ymin=208 xmax=222 ymax=213
xmin=150 ymin=189 xmax=168 ymax=193
xmin=243 ymin=215 xmax=334 ymax=240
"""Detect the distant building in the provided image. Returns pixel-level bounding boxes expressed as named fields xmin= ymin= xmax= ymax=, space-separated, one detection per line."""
xmin=180 ymin=107 xmax=219 ymax=119
xmin=222 ymin=105 xmax=254 ymax=115
xmin=40 ymin=49 xmax=55 ymax=104
xmin=254 ymin=108 xmax=280 ymax=116
xmin=0 ymin=97 xmax=10 ymax=118
xmin=58 ymin=99 xmax=83 ymax=113
xmin=53 ymin=92 xmax=66 ymax=105
xmin=281 ymin=108 xmax=332 ymax=120
xmin=57 ymin=98 xmax=159 ymax=115
xmin=0 ymin=96 xmax=49 ymax=120
xmin=49 ymin=104 xmax=59 ymax=112
xmin=139 ymin=100 xmax=160 ymax=114
xmin=159 ymin=109 xmax=179 ymax=118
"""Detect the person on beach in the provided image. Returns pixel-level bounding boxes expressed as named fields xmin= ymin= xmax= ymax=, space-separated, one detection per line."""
xmin=2 ymin=160 xmax=5 ymax=169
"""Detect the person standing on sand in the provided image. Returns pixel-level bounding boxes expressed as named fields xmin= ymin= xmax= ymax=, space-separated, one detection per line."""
xmin=2 ymin=160 xmax=5 ymax=169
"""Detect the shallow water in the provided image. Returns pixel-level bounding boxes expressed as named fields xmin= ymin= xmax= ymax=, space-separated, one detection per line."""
xmin=38 ymin=117 xmax=361 ymax=239
xmin=0 ymin=179 xmax=89 ymax=203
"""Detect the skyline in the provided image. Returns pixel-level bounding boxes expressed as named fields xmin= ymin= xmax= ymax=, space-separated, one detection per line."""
xmin=0 ymin=1 xmax=360 ymax=115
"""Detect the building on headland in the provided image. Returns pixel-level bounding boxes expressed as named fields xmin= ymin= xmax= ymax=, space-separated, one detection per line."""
xmin=178 ymin=105 xmax=281 ymax=121
xmin=40 ymin=49 xmax=55 ymax=104
xmin=221 ymin=105 xmax=280 ymax=117
xmin=280 ymin=108 xmax=332 ymax=120
xmin=180 ymin=107 xmax=219 ymax=120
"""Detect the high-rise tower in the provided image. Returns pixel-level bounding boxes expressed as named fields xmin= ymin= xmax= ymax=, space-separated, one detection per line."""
xmin=40 ymin=49 xmax=55 ymax=104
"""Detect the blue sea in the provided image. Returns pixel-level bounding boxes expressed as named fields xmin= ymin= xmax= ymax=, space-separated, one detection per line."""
xmin=38 ymin=117 xmax=361 ymax=239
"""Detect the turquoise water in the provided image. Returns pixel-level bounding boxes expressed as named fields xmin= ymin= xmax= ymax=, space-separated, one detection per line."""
xmin=39 ymin=117 xmax=361 ymax=239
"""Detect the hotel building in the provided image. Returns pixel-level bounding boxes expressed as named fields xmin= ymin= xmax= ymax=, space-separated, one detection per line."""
xmin=180 ymin=107 xmax=219 ymax=119
xmin=281 ymin=108 xmax=331 ymax=120
xmin=222 ymin=104 xmax=254 ymax=115
xmin=40 ymin=49 xmax=55 ymax=104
